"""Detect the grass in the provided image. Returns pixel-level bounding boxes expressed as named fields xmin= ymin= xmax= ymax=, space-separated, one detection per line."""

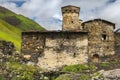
xmin=0 ymin=19 xmax=21 ymax=50
xmin=16 ymin=15 xmax=45 ymax=31
xmin=0 ymin=6 xmax=45 ymax=51
xmin=61 ymin=64 xmax=89 ymax=73
xmin=99 ymin=62 xmax=111 ymax=67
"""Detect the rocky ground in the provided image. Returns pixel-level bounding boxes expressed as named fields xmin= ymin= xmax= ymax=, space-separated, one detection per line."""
xmin=98 ymin=69 xmax=120 ymax=80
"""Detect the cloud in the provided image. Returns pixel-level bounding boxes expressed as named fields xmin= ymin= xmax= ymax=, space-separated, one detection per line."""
xmin=99 ymin=0 xmax=120 ymax=29
xmin=0 ymin=0 xmax=120 ymax=30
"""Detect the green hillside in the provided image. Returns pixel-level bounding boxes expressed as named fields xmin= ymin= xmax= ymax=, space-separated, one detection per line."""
xmin=0 ymin=6 xmax=45 ymax=51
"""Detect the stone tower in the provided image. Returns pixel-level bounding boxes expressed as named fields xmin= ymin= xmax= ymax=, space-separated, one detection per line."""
xmin=61 ymin=5 xmax=82 ymax=31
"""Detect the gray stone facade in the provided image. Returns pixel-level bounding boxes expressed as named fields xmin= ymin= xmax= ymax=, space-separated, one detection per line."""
xmin=21 ymin=5 xmax=120 ymax=70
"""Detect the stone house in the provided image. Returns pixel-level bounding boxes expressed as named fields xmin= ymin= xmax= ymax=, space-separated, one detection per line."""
xmin=21 ymin=5 xmax=120 ymax=70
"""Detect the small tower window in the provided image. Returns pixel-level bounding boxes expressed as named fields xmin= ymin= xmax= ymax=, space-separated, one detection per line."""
xmin=66 ymin=36 xmax=70 ymax=39
xmin=71 ymin=21 xmax=74 ymax=23
xmin=65 ymin=10 xmax=68 ymax=12
xmin=82 ymin=26 xmax=85 ymax=30
xmin=107 ymin=46 xmax=109 ymax=49
xmin=73 ymin=53 xmax=76 ymax=58
xmin=69 ymin=10 xmax=72 ymax=12
xmin=74 ymin=10 xmax=76 ymax=12
xmin=103 ymin=31 xmax=106 ymax=33
xmin=102 ymin=34 xmax=107 ymax=40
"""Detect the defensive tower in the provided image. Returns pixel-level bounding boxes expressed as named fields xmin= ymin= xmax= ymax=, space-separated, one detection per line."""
xmin=61 ymin=5 xmax=82 ymax=31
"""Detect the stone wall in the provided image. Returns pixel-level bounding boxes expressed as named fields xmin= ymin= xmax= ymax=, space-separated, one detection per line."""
xmin=0 ymin=40 xmax=15 ymax=55
xmin=37 ymin=32 xmax=88 ymax=70
xmin=21 ymin=32 xmax=45 ymax=62
xmin=82 ymin=19 xmax=115 ymax=61
xmin=0 ymin=40 xmax=15 ymax=62
xmin=115 ymin=33 xmax=120 ymax=54
xmin=22 ymin=32 xmax=88 ymax=70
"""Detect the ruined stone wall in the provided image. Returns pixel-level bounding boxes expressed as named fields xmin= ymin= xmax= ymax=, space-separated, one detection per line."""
xmin=115 ymin=33 xmax=120 ymax=54
xmin=21 ymin=32 xmax=45 ymax=62
xmin=0 ymin=40 xmax=15 ymax=62
xmin=0 ymin=40 xmax=15 ymax=55
xmin=62 ymin=6 xmax=82 ymax=31
xmin=37 ymin=32 xmax=88 ymax=70
xmin=83 ymin=20 xmax=115 ymax=59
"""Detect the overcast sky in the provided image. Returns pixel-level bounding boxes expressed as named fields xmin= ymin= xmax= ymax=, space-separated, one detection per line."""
xmin=0 ymin=0 xmax=120 ymax=30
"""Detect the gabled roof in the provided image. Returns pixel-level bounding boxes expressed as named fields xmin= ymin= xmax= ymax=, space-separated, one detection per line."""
xmin=82 ymin=19 xmax=115 ymax=29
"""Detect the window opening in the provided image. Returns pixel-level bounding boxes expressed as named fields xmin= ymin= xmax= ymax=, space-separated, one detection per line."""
xmin=102 ymin=34 xmax=107 ymax=40
xmin=73 ymin=53 xmax=76 ymax=57
xmin=66 ymin=36 xmax=70 ymax=39
xmin=71 ymin=20 xmax=74 ymax=23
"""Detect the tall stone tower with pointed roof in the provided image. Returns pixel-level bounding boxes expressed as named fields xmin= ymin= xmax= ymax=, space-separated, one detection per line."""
xmin=61 ymin=5 xmax=82 ymax=31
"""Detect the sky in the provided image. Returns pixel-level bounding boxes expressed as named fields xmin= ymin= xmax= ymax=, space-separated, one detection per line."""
xmin=0 ymin=0 xmax=120 ymax=30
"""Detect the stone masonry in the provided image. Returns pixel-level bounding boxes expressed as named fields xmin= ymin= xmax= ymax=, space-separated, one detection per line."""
xmin=82 ymin=19 xmax=115 ymax=62
xmin=62 ymin=5 xmax=82 ymax=31
xmin=22 ymin=31 xmax=88 ymax=70
xmin=21 ymin=5 xmax=120 ymax=70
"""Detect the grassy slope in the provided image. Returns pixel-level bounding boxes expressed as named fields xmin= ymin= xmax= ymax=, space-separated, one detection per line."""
xmin=0 ymin=6 xmax=45 ymax=51
xmin=0 ymin=19 xmax=21 ymax=50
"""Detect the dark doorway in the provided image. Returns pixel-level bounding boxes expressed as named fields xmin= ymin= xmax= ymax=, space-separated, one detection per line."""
xmin=92 ymin=54 xmax=99 ymax=62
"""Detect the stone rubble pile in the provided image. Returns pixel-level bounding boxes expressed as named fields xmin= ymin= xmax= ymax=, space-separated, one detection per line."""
xmin=92 ymin=69 xmax=120 ymax=80
xmin=102 ymin=69 xmax=120 ymax=80
xmin=0 ymin=40 xmax=15 ymax=62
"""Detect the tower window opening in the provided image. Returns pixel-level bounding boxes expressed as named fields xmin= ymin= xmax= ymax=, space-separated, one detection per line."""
xmin=66 ymin=36 xmax=70 ymax=39
xmin=103 ymin=31 xmax=106 ymax=33
xmin=36 ymin=36 xmax=39 ymax=40
xmin=102 ymin=34 xmax=107 ymax=40
xmin=65 ymin=10 xmax=68 ymax=12
xmin=71 ymin=21 xmax=74 ymax=23
xmin=73 ymin=53 xmax=76 ymax=58
xmin=74 ymin=10 xmax=76 ymax=12
xmin=82 ymin=26 xmax=85 ymax=30
xmin=107 ymin=46 xmax=109 ymax=49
